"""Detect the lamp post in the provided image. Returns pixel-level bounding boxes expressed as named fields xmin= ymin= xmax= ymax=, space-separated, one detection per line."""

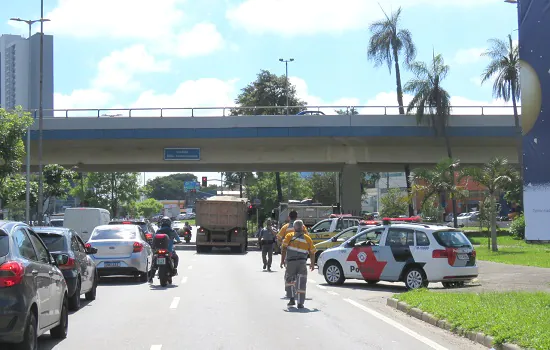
xmin=37 ymin=0 xmax=48 ymax=225
xmin=278 ymin=58 xmax=294 ymax=202
xmin=9 ymin=16 xmax=49 ymax=224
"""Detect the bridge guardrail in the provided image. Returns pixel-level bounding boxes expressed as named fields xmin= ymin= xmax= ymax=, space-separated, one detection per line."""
xmin=27 ymin=105 xmax=520 ymax=118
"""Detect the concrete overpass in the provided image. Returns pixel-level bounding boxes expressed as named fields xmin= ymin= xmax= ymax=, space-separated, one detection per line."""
xmin=25 ymin=106 xmax=519 ymax=214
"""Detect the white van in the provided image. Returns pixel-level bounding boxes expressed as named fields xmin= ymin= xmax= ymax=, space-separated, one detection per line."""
xmin=63 ymin=207 xmax=111 ymax=242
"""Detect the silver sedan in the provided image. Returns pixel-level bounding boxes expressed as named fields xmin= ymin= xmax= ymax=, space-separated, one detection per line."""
xmin=86 ymin=225 xmax=153 ymax=281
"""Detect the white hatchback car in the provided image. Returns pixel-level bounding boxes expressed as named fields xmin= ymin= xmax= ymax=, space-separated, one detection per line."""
xmin=317 ymin=222 xmax=478 ymax=289
xmin=86 ymin=225 xmax=153 ymax=281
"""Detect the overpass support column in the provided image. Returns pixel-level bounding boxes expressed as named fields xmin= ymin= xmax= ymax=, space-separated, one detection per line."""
xmin=341 ymin=164 xmax=361 ymax=216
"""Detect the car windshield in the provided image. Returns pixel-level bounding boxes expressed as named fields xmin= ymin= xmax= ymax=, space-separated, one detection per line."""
xmin=37 ymin=233 xmax=67 ymax=252
xmin=0 ymin=231 xmax=8 ymax=257
xmin=337 ymin=229 xmax=357 ymax=241
xmin=432 ymin=230 xmax=471 ymax=248
xmin=91 ymin=228 xmax=136 ymax=240
xmin=50 ymin=220 xmax=64 ymax=227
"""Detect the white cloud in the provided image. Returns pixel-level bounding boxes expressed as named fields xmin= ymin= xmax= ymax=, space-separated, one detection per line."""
xmin=129 ymin=78 xmax=239 ymax=116
xmin=226 ymin=0 xmax=500 ymax=36
xmin=93 ymin=45 xmax=171 ymax=91
xmin=170 ymin=23 xmax=225 ymax=58
xmin=42 ymin=0 xmax=187 ymax=40
xmin=54 ymin=89 xmax=113 ymax=117
xmin=453 ymin=48 xmax=487 ymax=65
xmin=470 ymin=76 xmax=483 ymax=87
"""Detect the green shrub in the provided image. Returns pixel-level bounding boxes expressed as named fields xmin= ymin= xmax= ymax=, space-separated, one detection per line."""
xmin=510 ymin=214 xmax=525 ymax=239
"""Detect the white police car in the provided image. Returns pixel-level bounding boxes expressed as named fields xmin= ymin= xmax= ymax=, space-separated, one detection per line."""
xmin=317 ymin=221 xmax=478 ymax=290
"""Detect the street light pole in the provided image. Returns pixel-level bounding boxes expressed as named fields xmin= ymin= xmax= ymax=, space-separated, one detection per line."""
xmin=10 ymin=16 xmax=49 ymax=224
xmin=278 ymin=58 xmax=294 ymax=202
xmin=37 ymin=0 xmax=47 ymax=225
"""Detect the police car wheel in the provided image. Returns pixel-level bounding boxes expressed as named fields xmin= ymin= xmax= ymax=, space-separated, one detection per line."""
xmin=404 ymin=267 xmax=428 ymax=290
xmin=323 ymin=261 xmax=345 ymax=285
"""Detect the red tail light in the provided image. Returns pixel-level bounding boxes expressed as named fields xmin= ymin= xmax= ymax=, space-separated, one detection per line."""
xmin=234 ymin=229 xmax=238 ymax=235
xmin=432 ymin=249 xmax=449 ymax=258
xmin=0 ymin=261 xmax=25 ymax=287
xmin=58 ymin=257 xmax=76 ymax=270
xmin=145 ymin=233 xmax=152 ymax=240
xmin=199 ymin=228 xmax=204 ymax=232
xmin=133 ymin=242 xmax=144 ymax=253
xmin=85 ymin=243 xmax=91 ymax=249
xmin=122 ymin=221 xmax=132 ymax=224
xmin=157 ymin=249 xmax=167 ymax=254
xmin=472 ymin=249 xmax=476 ymax=258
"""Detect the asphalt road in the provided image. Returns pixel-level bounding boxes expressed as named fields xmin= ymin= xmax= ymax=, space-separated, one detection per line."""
xmin=37 ymin=230 xmax=484 ymax=350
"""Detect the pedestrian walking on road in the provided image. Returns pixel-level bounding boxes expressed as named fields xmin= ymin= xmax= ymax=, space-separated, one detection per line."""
xmin=277 ymin=210 xmax=310 ymax=298
xmin=280 ymin=220 xmax=316 ymax=309
xmin=258 ymin=219 xmax=276 ymax=271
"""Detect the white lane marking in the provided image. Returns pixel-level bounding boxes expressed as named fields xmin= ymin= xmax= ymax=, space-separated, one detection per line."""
xmin=169 ymin=297 xmax=181 ymax=309
xmin=344 ymin=299 xmax=448 ymax=350
xmin=308 ymin=279 xmax=317 ymax=283
xmin=188 ymin=265 xmax=193 ymax=270
xmin=179 ymin=276 xmax=188 ymax=284
xmin=150 ymin=346 xmax=162 ymax=350
xmin=327 ymin=291 xmax=339 ymax=296
xmin=316 ymin=284 xmax=327 ymax=290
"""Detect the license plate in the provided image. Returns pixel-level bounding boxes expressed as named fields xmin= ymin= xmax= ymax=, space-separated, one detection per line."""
xmin=157 ymin=257 xmax=166 ymax=265
xmin=457 ymin=253 xmax=469 ymax=260
xmin=104 ymin=262 xmax=120 ymax=267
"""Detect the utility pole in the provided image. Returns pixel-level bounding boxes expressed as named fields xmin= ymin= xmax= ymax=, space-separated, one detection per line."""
xmin=279 ymin=58 xmax=294 ymax=201
xmin=9 ymin=16 xmax=49 ymax=224
xmin=37 ymin=0 xmax=47 ymax=225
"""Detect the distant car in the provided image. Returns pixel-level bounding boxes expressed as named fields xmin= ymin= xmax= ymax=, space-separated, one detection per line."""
xmin=33 ymin=227 xmax=99 ymax=311
xmin=0 ymin=220 xmax=69 ymax=349
xmin=296 ymin=110 xmax=325 ymax=115
xmin=50 ymin=218 xmax=64 ymax=227
xmin=86 ymin=224 xmax=153 ymax=281
xmin=109 ymin=219 xmax=156 ymax=246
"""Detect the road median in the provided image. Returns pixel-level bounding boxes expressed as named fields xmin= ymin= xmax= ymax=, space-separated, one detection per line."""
xmin=387 ymin=289 xmax=548 ymax=350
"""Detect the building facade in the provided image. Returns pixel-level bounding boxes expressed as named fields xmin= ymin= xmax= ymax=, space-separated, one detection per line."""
xmin=0 ymin=33 xmax=54 ymax=114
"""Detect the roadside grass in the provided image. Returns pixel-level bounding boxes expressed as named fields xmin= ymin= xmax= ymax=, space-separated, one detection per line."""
xmin=395 ymin=289 xmax=550 ymax=350
xmin=467 ymin=233 xmax=550 ymax=268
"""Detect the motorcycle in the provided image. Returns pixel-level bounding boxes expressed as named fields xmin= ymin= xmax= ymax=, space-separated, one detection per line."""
xmin=182 ymin=228 xmax=192 ymax=243
xmin=152 ymin=235 xmax=181 ymax=287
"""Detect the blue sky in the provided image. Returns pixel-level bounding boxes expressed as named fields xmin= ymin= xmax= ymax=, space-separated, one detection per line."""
xmin=3 ymin=0 xmax=519 ymax=182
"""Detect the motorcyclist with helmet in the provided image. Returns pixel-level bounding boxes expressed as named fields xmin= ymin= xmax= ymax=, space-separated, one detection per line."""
xmin=149 ymin=216 xmax=181 ymax=282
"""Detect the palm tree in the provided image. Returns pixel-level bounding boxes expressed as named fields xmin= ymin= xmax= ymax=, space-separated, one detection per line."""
xmin=404 ymin=53 xmax=457 ymax=226
xmin=367 ymin=6 xmax=416 ymax=217
xmin=481 ymin=34 xmax=522 ymax=173
xmin=411 ymin=158 xmax=467 ymax=223
xmin=463 ymin=157 xmax=514 ymax=252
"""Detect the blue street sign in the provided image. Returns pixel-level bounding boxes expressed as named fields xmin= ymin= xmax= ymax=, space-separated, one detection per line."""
xmin=164 ymin=148 xmax=200 ymax=161
xmin=184 ymin=181 xmax=201 ymax=192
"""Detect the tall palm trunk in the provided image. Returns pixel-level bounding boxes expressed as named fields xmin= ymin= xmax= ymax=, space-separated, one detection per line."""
xmin=490 ymin=193 xmax=498 ymax=251
xmin=275 ymin=172 xmax=283 ymax=204
xmin=392 ymin=46 xmax=414 ymax=216
xmin=511 ymin=86 xmax=523 ymax=207
xmin=441 ymin=127 xmax=458 ymax=228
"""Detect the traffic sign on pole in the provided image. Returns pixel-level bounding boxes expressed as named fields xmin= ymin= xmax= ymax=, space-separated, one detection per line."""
xmin=253 ymin=198 xmax=261 ymax=206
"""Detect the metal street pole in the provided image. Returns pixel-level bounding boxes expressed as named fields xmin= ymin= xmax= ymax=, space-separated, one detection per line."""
xmin=37 ymin=0 xmax=47 ymax=225
xmin=279 ymin=58 xmax=295 ymax=201
xmin=9 ymin=17 xmax=48 ymax=224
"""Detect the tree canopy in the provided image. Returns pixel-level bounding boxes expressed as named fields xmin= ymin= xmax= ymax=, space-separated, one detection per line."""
xmin=147 ymin=173 xmax=197 ymax=200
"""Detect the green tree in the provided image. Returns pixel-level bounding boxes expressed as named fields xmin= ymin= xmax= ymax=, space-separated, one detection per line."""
xmin=147 ymin=173 xmax=197 ymax=200
xmin=248 ymin=172 xmax=312 ymax=219
xmin=43 ymin=164 xmax=77 ymax=214
xmin=222 ymin=172 xmax=256 ymax=198
xmin=419 ymin=195 xmax=444 ymax=222
xmin=503 ymin=168 xmax=522 ymax=209
xmin=309 ymin=172 xmax=338 ymax=205
xmin=85 ymin=173 xmax=140 ymax=217
xmin=481 ymin=35 xmax=521 ymax=170
xmin=1 ymin=175 xmax=38 ymax=220
xmin=368 ymin=7 xmax=417 ymax=217
xmin=379 ymin=188 xmax=409 ymax=218
xmin=405 ymin=53 xmax=457 ymax=226
xmin=0 ymin=107 xmax=34 ymax=208
xmin=231 ymin=70 xmax=307 ymax=205
xmin=335 ymin=107 xmax=359 ymax=115
xmin=463 ymin=157 xmax=515 ymax=252
xmin=136 ymin=198 xmax=164 ymax=218
xmin=411 ymin=158 xmax=467 ymax=223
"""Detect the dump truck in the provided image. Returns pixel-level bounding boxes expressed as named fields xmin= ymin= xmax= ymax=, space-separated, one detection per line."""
xmin=195 ymin=196 xmax=248 ymax=253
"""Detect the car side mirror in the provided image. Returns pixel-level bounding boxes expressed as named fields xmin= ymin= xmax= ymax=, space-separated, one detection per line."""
xmin=55 ymin=254 xmax=70 ymax=266
xmin=86 ymin=247 xmax=98 ymax=254
xmin=331 ymin=237 xmax=337 ymax=242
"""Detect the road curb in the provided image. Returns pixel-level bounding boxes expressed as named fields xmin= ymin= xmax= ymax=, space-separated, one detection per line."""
xmin=386 ymin=298 xmax=530 ymax=350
